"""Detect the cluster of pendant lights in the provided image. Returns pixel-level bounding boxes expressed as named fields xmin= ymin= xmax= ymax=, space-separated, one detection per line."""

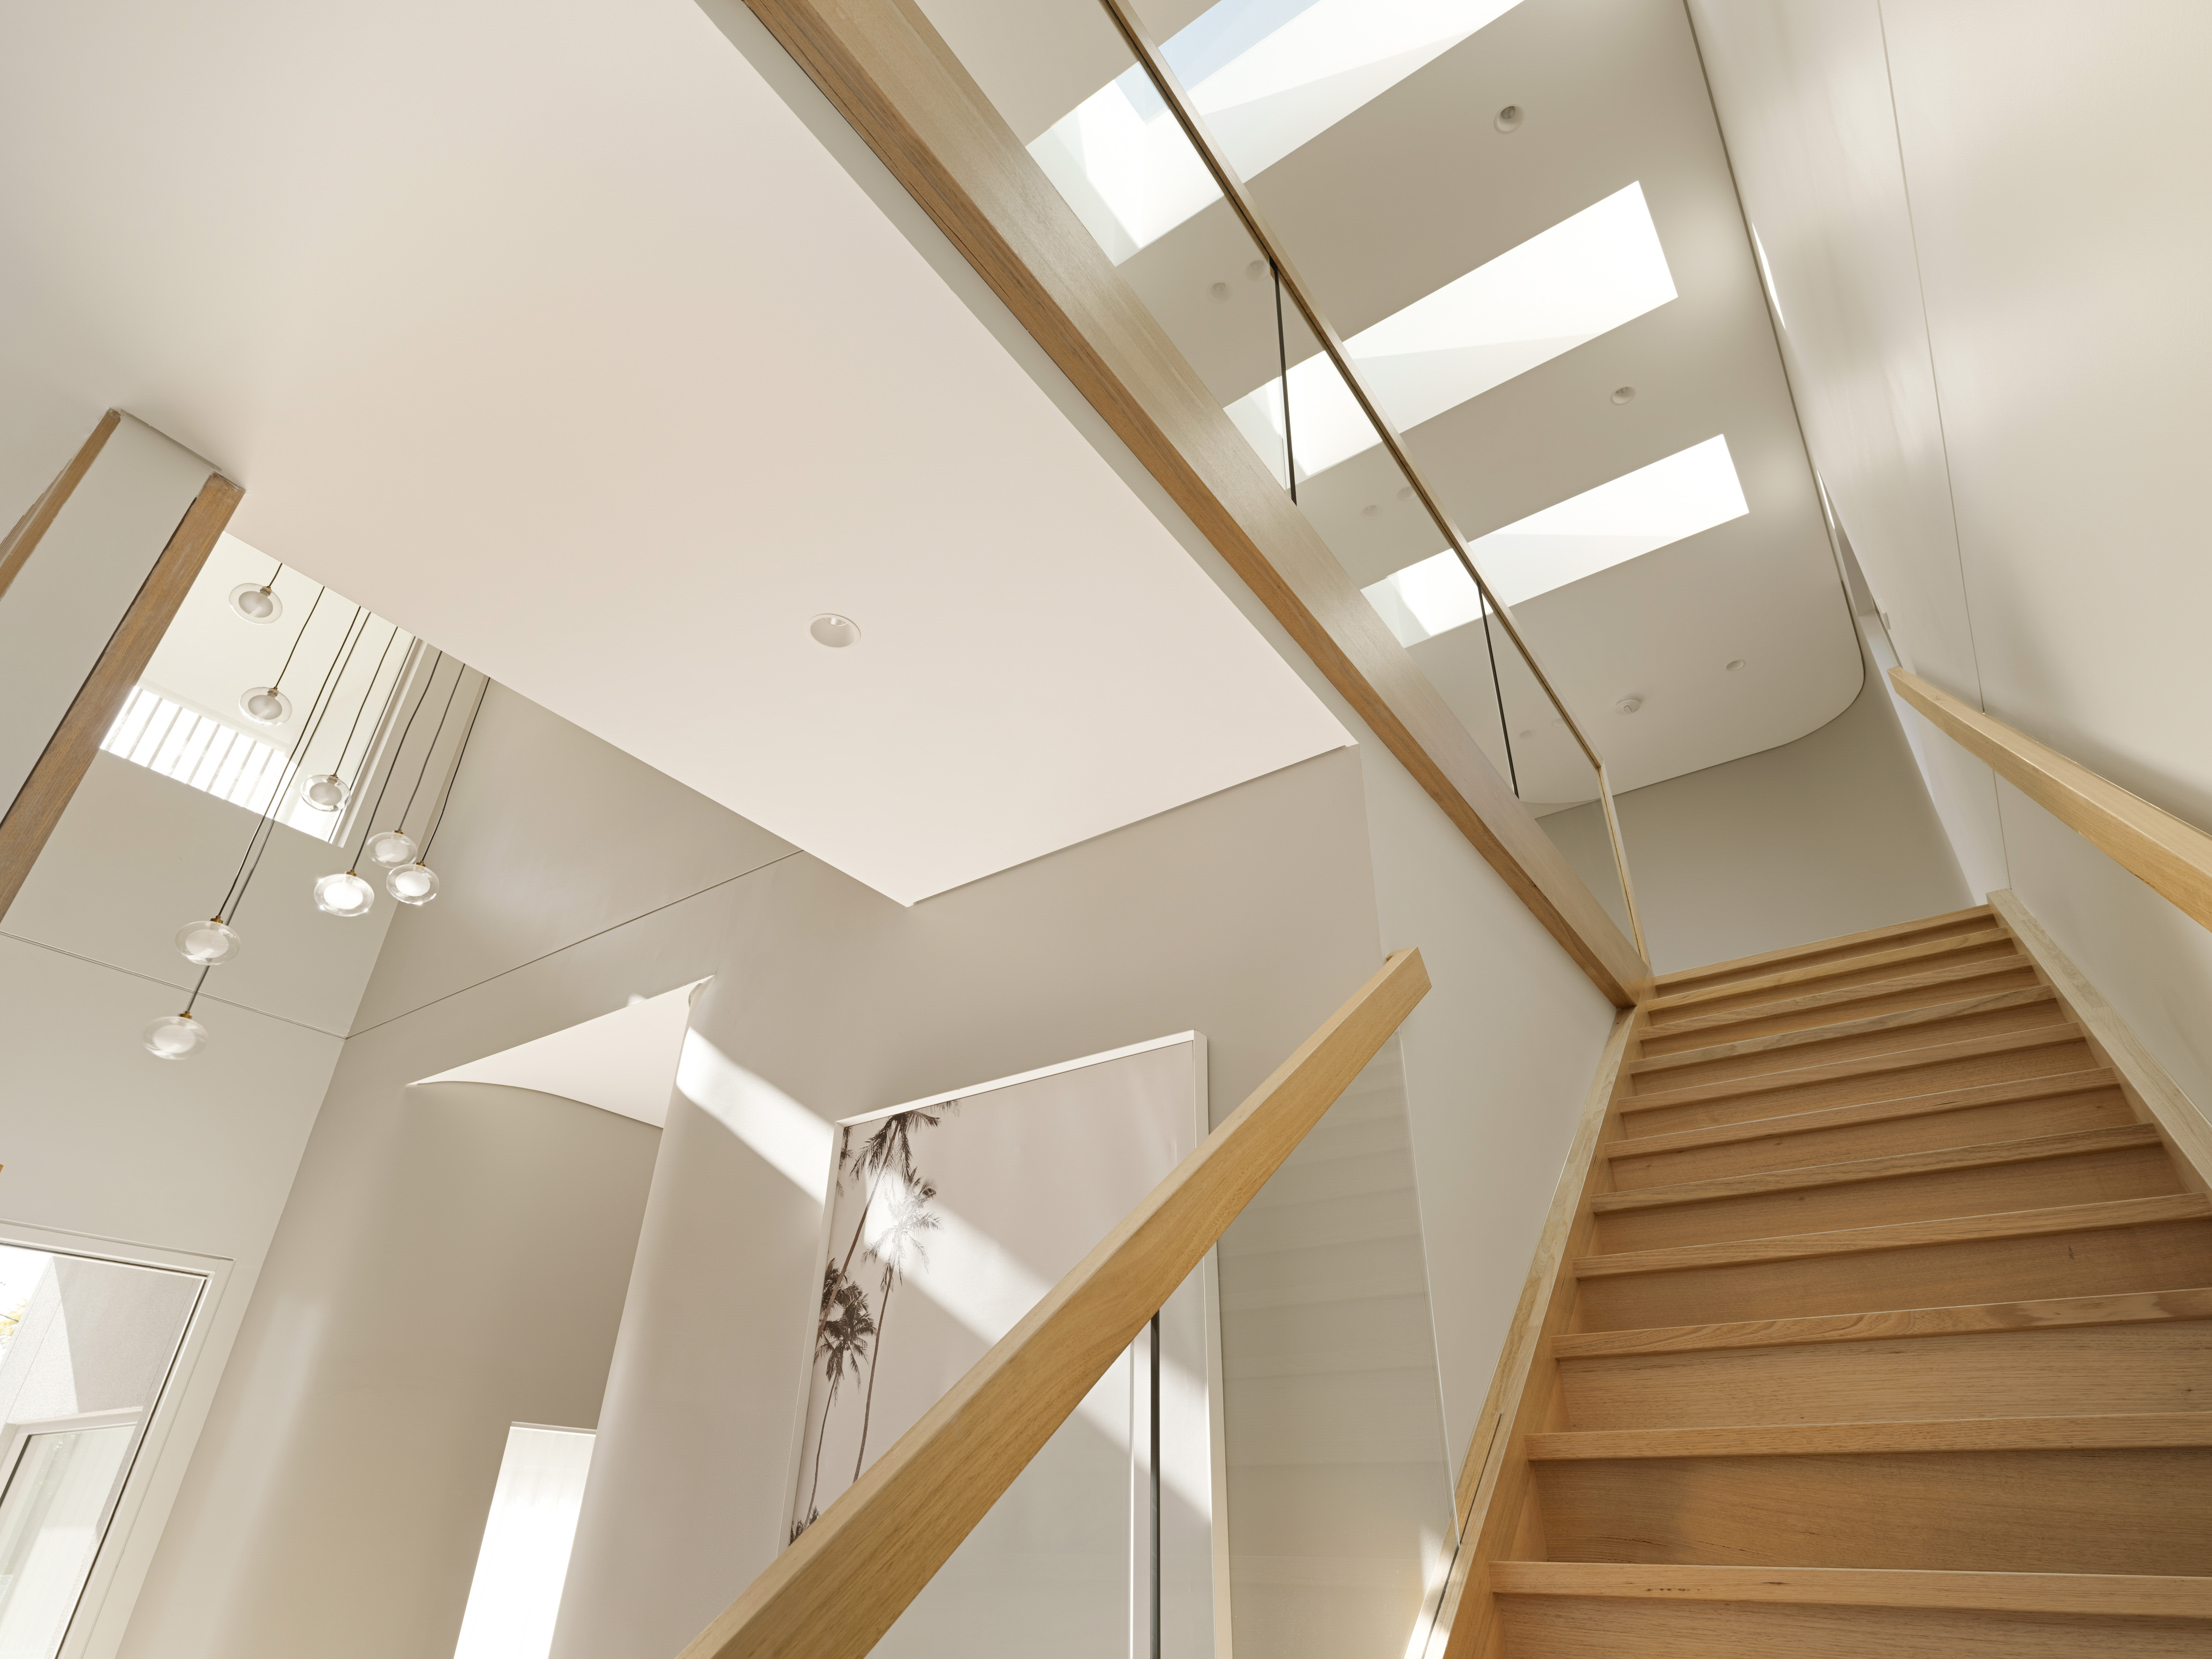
xmin=143 ymin=565 xmax=484 ymax=1060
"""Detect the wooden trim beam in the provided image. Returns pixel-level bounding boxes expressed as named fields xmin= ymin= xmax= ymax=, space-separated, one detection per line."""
xmin=735 ymin=0 xmax=1648 ymax=1006
xmin=1892 ymin=667 xmax=2212 ymax=931
xmin=0 ymin=410 xmax=121 ymax=603
xmin=1489 ymin=1562 xmax=2212 ymax=1619
xmin=679 ymin=948 xmax=1431 ymax=1659
xmin=0 ymin=468 xmax=243 ymax=920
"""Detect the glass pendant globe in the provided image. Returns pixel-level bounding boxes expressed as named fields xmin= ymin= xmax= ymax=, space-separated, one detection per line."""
xmin=239 ymin=686 xmax=292 ymax=727
xmin=387 ymin=862 xmax=439 ymax=905
xmin=228 ymin=582 xmax=282 ymax=624
xmin=299 ymin=772 xmax=349 ymax=812
xmin=364 ymin=829 xmax=416 ymax=867
xmin=143 ymin=1012 xmax=207 ymax=1060
xmin=312 ymin=870 xmax=376 ymax=917
xmin=175 ymin=917 xmax=241 ymax=966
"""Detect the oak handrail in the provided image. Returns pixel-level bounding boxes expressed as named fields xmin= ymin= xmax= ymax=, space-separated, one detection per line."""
xmin=678 ymin=947 xmax=1432 ymax=1659
xmin=1889 ymin=668 xmax=2212 ymax=931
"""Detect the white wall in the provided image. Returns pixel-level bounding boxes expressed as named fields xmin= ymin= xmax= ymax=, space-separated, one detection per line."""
xmin=1691 ymin=0 xmax=2212 ymax=1109
xmin=1541 ymin=640 xmax=1969 ymax=973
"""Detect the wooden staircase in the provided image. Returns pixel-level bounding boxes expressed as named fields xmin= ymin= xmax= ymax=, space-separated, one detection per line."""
xmin=1466 ymin=903 xmax=2212 ymax=1656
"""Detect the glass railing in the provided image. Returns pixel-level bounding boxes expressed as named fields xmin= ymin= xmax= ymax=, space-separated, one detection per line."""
xmin=931 ymin=0 xmax=1647 ymax=964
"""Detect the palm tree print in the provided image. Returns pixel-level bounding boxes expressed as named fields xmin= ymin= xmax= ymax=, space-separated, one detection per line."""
xmin=811 ymin=1106 xmax=947 ymax=1356
xmin=852 ymin=1171 xmax=940 ymax=1480
xmin=800 ymin=1259 xmax=875 ymax=1534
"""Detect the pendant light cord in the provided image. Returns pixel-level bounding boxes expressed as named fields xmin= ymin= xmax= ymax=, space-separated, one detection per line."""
xmin=390 ymin=659 xmax=466 ymax=843
xmin=419 ymin=677 xmax=488 ymax=864
xmin=183 ymin=964 xmax=209 ymax=1017
xmin=347 ymin=649 xmax=445 ymax=875
xmin=268 ymin=584 xmax=326 ymax=694
xmin=218 ymin=606 xmax=367 ymax=922
xmin=329 ymin=623 xmax=403 ymax=784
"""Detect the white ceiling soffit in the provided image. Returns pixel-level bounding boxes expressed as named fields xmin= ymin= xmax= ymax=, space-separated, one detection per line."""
xmin=416 ymin=981 xmax=708 ymax=1128
xmin=0 ymin=0 xmax=1350 ymax=905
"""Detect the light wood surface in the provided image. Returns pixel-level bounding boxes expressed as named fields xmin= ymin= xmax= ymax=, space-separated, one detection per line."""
xmin=1650 ymin=905 xmax=1996 ymax=997
xmin=737 ymin=0 xmax=1650 ymax=1005
xmin=1491 ymin=1559 xmax=2212 ymax=1616
xmin=0 ymin=468 xmax=240 ymax=922
xmin=1554 ymin=1285 xmax=2212 ymax=1359
xmin=1638 ymin=959 xmax=2041 ymax=1051
xmin=1643 ymin=928 xmax=2019 ymax=1016
xmin=1621 ymin=1027 xmax=2098 ymax=1132
xmin=1558 ymin=1320 xmax=2212 ymax=1428
xmin=0 ymin=410 xmax=119 ymax=603
xmin=1497 ymin=1594 xmax=2212 ymax=1657
xmin=1894 ymin=668 xmax=2212 ymax=931
xmin=1992 ymin=888 xmax=2212 ymax=1194
xmin=1628 ymin=988 xmax=2063 ymax=1089
xmin=1529 ymin=1410 xmax=2212 ymax=1460
xmin=678 ymin=949 xmax=1429 ymax=1659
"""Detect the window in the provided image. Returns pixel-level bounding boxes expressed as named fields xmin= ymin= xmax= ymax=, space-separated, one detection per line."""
xmin=1365 ymin=435 xmax=1751 ymax=642
xmin=0 ymin=1245 xmax=201 ymax=1659
xmin=452 ymin=1425 xmax=595 ymax=1659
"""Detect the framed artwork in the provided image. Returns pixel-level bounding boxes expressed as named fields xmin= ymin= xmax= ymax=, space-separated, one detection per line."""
xmin=786 ymin=1032 xmax=1225 ymax=1657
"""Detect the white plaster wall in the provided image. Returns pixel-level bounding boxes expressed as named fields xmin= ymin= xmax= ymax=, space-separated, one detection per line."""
xmin=1692 ymin=0 xmax=2212 ymax=1111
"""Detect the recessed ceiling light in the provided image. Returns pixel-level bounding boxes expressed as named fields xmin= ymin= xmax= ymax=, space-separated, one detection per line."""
xmin=1726 ymin=658 xmax=1747 ymax=672
xmin=1362 ymin=503 xmax=1380 ymax=516
xmin=1495 ymin=104 xmax=1524 ymax=133
xmin=1615 ymin=694 xmax=1644 ymax=715
xmin=1246 ymin=259 xmax=1267 ymax=281
xmin=1209 ymin=281 xmax=1229 ymax=301
xmin=811 ymin=614 xmax=861 ymax=649
xmin=1396 ymin=486 xmax=1414 ymax=501
xmin=1611 ymin=386 xmax=1636 ymax=404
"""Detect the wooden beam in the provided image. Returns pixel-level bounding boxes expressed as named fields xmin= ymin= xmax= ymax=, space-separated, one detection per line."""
xmin=1891 ymin=667 xmax=2212 ymax=931
xmin=1991 ymin=888 xmax=2212 ymax=1194
xmin=736 ymin=0 xmax=1648 ymax=1007
xmin=0 ymin=410 xmax=121 ymax=603
xmin=679 ymin=947 xmax=1432 ymax=1659
xmin=0 ymin=470 xmax=243 ymax=920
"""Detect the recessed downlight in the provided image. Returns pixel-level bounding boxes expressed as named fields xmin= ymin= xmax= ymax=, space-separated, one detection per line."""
xmin=1246 ymin=259 xmax=1267 ymax=281
xmin=1209 ymin=281 xmax=1229 ymax=302
xmin=1726 ymin=658 xmax=1747 ymax=672
xmin=811 ymin=614 xmax=861 ymax=649
xmin=1615 ymin=694 xmax=1644 ymax=715
xmin=1611 ymin=385 xmax=1636 ymax=405
xmin=1362 ymin=503 xmax=1381 ymax=517
xmin=1494 ymin=104 xmax=1524 ymax=133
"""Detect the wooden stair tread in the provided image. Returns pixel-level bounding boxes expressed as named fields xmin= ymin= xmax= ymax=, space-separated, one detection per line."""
xmin=1644 ymin=956 xmax=2038 ymax=1042
xmin=1610 ymin=1070 xmax=2122 ymax=1159
xmin=1488 ymin=1561 xmax=2212 ymax=1617
xmin=1552 ymin=1286 xmax=2212 ymax=1358
xmin=1527 ymin=1411 xmax=2212 ymax=1460
xmin=1592 ymin=1124 xmax=2166 ymax=1212
xmin=1643 ymin=928 xmax=2019 ymax=1015
xmin=1621 ymin=1027 xmax=2095 ymax=1115
xmin=1649 ymin=904 xmax=1998 ymax=996
xmin=1575 ymin=1194 xmax=2212 ymax=1279
xmin=1630 ymin=987 xmax=2058 ymax=1076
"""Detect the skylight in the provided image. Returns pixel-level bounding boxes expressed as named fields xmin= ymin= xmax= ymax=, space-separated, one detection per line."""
xmin=1364 ymin=435 xmax=1751 ymax=645
xmin=100 ymin=685 xmax=340 ymax=841
xmin=1225 ymin=183 xmax=1677 ymax=476
xmin=1031 ymin=0 xmax=1524 ymax=262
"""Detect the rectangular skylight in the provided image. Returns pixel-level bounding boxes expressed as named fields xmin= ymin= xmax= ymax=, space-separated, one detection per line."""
xmin=1363 ymin=435 xmax=1750 ymax=645
xmin=1031 ymin=0 xmax=1523 ymax=262
xmin=1225 ymin=183 xmax=1677 ymax=477
xmin=100 ymin=685 xmax=340 ymax=841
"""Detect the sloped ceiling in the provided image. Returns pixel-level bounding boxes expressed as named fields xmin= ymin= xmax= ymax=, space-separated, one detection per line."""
xmin=0 ymin=0 xmax=1350 ymax=905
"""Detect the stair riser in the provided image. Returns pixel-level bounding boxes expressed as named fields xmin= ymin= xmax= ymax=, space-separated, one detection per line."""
xmin=1532 ymin=1446 xmax=2212 ymax=1574
xmin=1559 ymin=1323 xmax=2212 ymax=1430
xmin=1593 ymin=1144 xmax=2181 ymax=1253
xmin=1632 ymin=1004 xmax=2068 ymax=1094
xmin=1622 ymin=1039 xmax=2096 ymax=1135
xmin=1639 ymin=965 xmax=2044 ymax=1055
xmin=1497 ymin=1596 xmax=2212 ymax=1657
xmin=1655 ymin=913 xmax=2002 ymax=998
xmin=1575 ymin=1217 xmax=2212 ymax=1330
xmin=1644 ymin=937 xmax=2023 ymax=1026
xmin=1610 ymin=1090 xmax=2133 ymax=1188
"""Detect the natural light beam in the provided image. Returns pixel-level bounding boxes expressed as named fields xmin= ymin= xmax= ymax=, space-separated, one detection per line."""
xmin=1031 ymin=0 xmax=1524 ymax=262
xmin=1363 ymin=435 xmax=1751 ymax=644
xmin=1225 ymin=183 xmax=1677 ymax=476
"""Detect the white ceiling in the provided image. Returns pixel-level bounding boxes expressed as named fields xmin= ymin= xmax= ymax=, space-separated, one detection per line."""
xmin=0 ymin=0 xmax=1350 ymax=905
xmin=928 ymin=0 xmax=1865 ymax=802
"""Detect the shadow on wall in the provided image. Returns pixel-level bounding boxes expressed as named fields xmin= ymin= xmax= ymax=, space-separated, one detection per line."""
xmin=1540 ymin=637 xmax=1971 ymax=973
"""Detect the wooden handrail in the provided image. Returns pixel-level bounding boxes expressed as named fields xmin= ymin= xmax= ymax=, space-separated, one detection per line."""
xmin=679 ymin=948 xmax=1432 ymax=1659
xmin=1889 ymin=668 xmax=2212 ymax=930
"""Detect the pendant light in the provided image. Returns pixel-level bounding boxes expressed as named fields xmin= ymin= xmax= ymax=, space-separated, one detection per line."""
xmin=145 ymin=968 xmax=212 ymax=1059
xmin=238 ymin=585 xmax=325 ymax=730
xmin=299 ymin=620 xmax=402 ymax=822
xmin=386 ymin=862 xmax=439 ymax=904
xmin=322 ymin=649 xmax=449 ymax=916
xmin=175 ymin=917 xmax=242 ymax=965
xmin=386 ymin=674 xmax=486 ymax=908
xmin=312 ymin=870 xmax=377 ymax=916
xmin=297 ymin=773 xmax=348 ymax=812
xmin=229 ymin=561 xmax=285 ymax=624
